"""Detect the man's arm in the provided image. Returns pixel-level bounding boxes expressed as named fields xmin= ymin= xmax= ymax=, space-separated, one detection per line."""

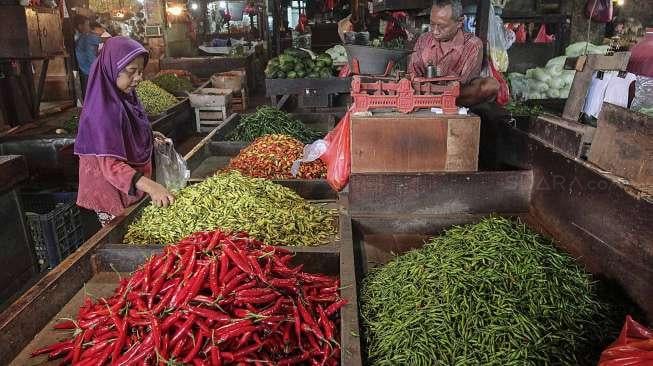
xmin=408 ymin=35 xmax=427 ymax=77
xmin=459 ymin=37 xmax=483 ymax=84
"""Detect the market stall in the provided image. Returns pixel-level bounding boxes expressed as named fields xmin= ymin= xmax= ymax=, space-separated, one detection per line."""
xmin=0 ymin=0 xmax=652 ymax=364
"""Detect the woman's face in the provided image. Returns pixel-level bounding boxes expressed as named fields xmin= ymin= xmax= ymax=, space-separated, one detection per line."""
xmin=116 ymin=56 xmax=145 ymax=94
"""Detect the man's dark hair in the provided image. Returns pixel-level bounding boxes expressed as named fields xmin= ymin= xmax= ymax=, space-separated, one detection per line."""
xmin=432 ymin=0 xmax=463 ymax=20
xmin=90 ymin=21 xmax=103 ymax=30
xmin=74 ymin=14 xmax=89 ymax=29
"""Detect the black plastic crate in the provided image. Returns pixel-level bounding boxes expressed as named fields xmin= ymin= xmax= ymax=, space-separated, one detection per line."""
xmin=21 ymin=192 xmax=85 ymax=271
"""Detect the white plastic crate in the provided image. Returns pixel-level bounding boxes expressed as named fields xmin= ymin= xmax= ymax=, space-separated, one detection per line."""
xmin=195 ymin=106 xmax=230 ymax=133
xmin=189 ymin=88 xmax=233 ymax=108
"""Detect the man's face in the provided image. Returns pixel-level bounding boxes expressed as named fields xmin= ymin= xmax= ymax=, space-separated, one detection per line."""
xmin=430 ymin=5 xmax=461 ymax=41
xmin=92 ymin=27 xmax=105 ymax=36
xmin=78 ymin=21 xmax=91 ymax=34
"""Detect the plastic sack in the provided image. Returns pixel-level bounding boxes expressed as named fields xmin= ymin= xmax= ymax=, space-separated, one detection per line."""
xmin=631 ymin=75 xmax=653 ymax=112
xmin=154 ymin=138 xmax=189 ymax=192
xmin=534 ymin=24 xmax=555 ymax=43
xmin=598 ymin=315 xmax=653 ymax=365
xmin=290 ymin=140 xmax=328 ymax=177
xmin=585 ymin=0 xmax=613 ymax=23
xmin=296 ymin=111 xmax=351 ymax=191
xmin=489 ymin=58 xmax=510 ymax=106
xmin=322 ymin=112 xmax=351 ymax=191
xmin=487 ymin=5 xmax=509 ymax=72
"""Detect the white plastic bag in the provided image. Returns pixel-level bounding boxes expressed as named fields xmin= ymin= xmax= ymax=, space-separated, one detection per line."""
xmin=154 ymin=138 xmax=189 ymax=191
xmin=290 ymin=139 xmax=328 ymax=177
xmin=488 ymin=6 xmax=510 ymax=72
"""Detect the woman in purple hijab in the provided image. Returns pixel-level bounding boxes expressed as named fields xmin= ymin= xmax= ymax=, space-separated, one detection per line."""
xmin=75 ymin=36 xmax=174 ymax=225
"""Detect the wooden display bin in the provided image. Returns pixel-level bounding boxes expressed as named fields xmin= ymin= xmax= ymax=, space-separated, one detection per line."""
xmin=350 ymin=111 xmax=480 ymax=173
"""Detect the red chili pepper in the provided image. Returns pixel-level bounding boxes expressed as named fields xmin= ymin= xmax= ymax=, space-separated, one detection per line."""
xmin=171 ymin=336 xmax=188 ymax=358
xmin=292 ymin=303 xmax=302 ymax=350
xmin=111 ymin=313 xmax=127 ymax=362
xmin=52 ymin=320 xmax=76 ymax=330
xmin=209 ymin=260 xmax=220 ymax=297
xmin=235 ymin=288 xmax=276 ymax=298
xmin=147 ymin=254 xmax=172 ymax=309
xmin=324 ymin=299 xmax=348 ymax=317
xmin=316 ymin=305 xmax=334 ymax=341
xmin=71 ymin=331 xmax=84 ymax=363
xmin=222 ymin=243 xmax=253 ymax=274
xmin=152 ymin=278 xmax=181 ymax=314
xmin=182 ymin=329 xmax=205 ymax=363
xmin=182 ymin=264 xmax=210 ymax=305
xmin=206 ymin=230 xmax=223 ymax=251
xmin=218 ymin=251 xmax=229 ymax=284
xmin=297 ymin=300 xmax=322 ymax=338
xmin=210 ymin=345 xmax=222 ymax=366
xmin=161 ymin=311 xmax=184 ymax=332
xmin=307 ymin=294 xmax=338 ymax=303
xmin=233 ymin=342 xmax=261 ymax=359
xmin=223 ymin=273 xmax=249 ymax=295
xmin=170 ymin=314 xmax=197 ymax=346
xmin=278 ymin=350 xmax=311 ymax=365
xmin=222 ymin=267 xmax=240 ymax=287
xmin=260 ymin=297 xmax=286 ymax=316
xmin=235 ymin=293 xmax=279 ymax=305
xmin=187 ymin=306 xmax=231 ymax=323
xmin=31 ymin=341 xmax=73 ymax=357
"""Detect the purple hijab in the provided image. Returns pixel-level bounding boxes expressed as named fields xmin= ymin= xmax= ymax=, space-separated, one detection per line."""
xmin=74 ymin=36 xmax=152 ymax=165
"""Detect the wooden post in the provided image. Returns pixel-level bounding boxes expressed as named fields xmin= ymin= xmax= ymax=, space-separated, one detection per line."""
xmin=475 ymin=0 xmax=491 ymax=67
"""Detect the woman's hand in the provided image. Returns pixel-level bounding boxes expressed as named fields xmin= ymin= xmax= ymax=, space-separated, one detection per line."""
xmin=136 ymin=176 xmax=175 ymax=208
xmin=153 ymin=130 xmax=166 ymax=139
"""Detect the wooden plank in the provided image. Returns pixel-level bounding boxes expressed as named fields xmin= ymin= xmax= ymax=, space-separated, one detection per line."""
xmin=588 ymin=103 xmax=653 ymax=191
xmin=446 ymin=117 xmax=480 ymax=171
xmin=0 ymin=155 xmax=29 ymax=194
xmin=265 ymin=78 xmax=352 ymax=97
xmin=522 ymin=114 xmax=595 ymax=158
xmin=350 ymin=114 xmax=448 ymax=173
xmin=487 ymin=117 xmax=653 ymax=319
xmin=562 ymin=52 xmax=631 ymax=122
xmin=351 ymin=213 xmax=498 ymax=235
xmin=348 ymin=171 xmax=533 ymax=215
xmin=337 ymin=209 xmax=363 ymax=366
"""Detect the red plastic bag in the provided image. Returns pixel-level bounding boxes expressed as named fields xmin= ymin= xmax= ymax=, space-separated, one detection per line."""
xmin=489 ymin=60 xmax=510 ymax=106
xmin=599 ymin=315 xmax=653 ymax=366
xmin=586 ymin=0 xmax=613 ymax=23
xmin=534 ymin=24 xmax=555 ymax=43
xmin=321 ymin=111 xmax=351 ymax=191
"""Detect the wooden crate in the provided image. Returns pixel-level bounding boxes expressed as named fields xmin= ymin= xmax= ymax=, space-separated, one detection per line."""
xmin=194 ymin=105 xmax=230 ymax=133
xmin=588 ymin=102 xmax=653 ymax=192
xmin=350 ymin=111 xmax=480 ymax=173
xmin=230 ymin=88 xmax=248 ymax=112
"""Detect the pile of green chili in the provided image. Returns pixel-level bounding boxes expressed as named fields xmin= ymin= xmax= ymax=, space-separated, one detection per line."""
xmin=136 ymin=80 xmax=179 ymax=116
xmin=228 ymin=107 xmax=320 ymax=143
xmin=124 ymin=171 xmax=336 ymax=246
xmin=360 ymin=217 xmax=627 ymax=365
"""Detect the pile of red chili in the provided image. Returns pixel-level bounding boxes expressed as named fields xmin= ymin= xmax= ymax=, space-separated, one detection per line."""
xmin=31 ymin=229 xmax=346 ymax=365
xmin=226 ymin=134 xmax=327 ymax=180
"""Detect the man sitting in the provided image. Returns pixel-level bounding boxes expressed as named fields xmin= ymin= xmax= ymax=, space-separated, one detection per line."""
xmin=409 ymin=0 xmax=499 ymax=107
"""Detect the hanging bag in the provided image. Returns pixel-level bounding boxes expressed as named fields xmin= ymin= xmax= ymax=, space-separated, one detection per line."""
xmin=585 ymin=0 xmax=613 ymax=23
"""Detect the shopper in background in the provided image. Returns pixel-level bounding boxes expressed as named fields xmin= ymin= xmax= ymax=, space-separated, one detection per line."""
xmin=74 ymin=37 xmax=174 ymax=226
xmin=75 ymin=17 xmax=104 ymax=100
